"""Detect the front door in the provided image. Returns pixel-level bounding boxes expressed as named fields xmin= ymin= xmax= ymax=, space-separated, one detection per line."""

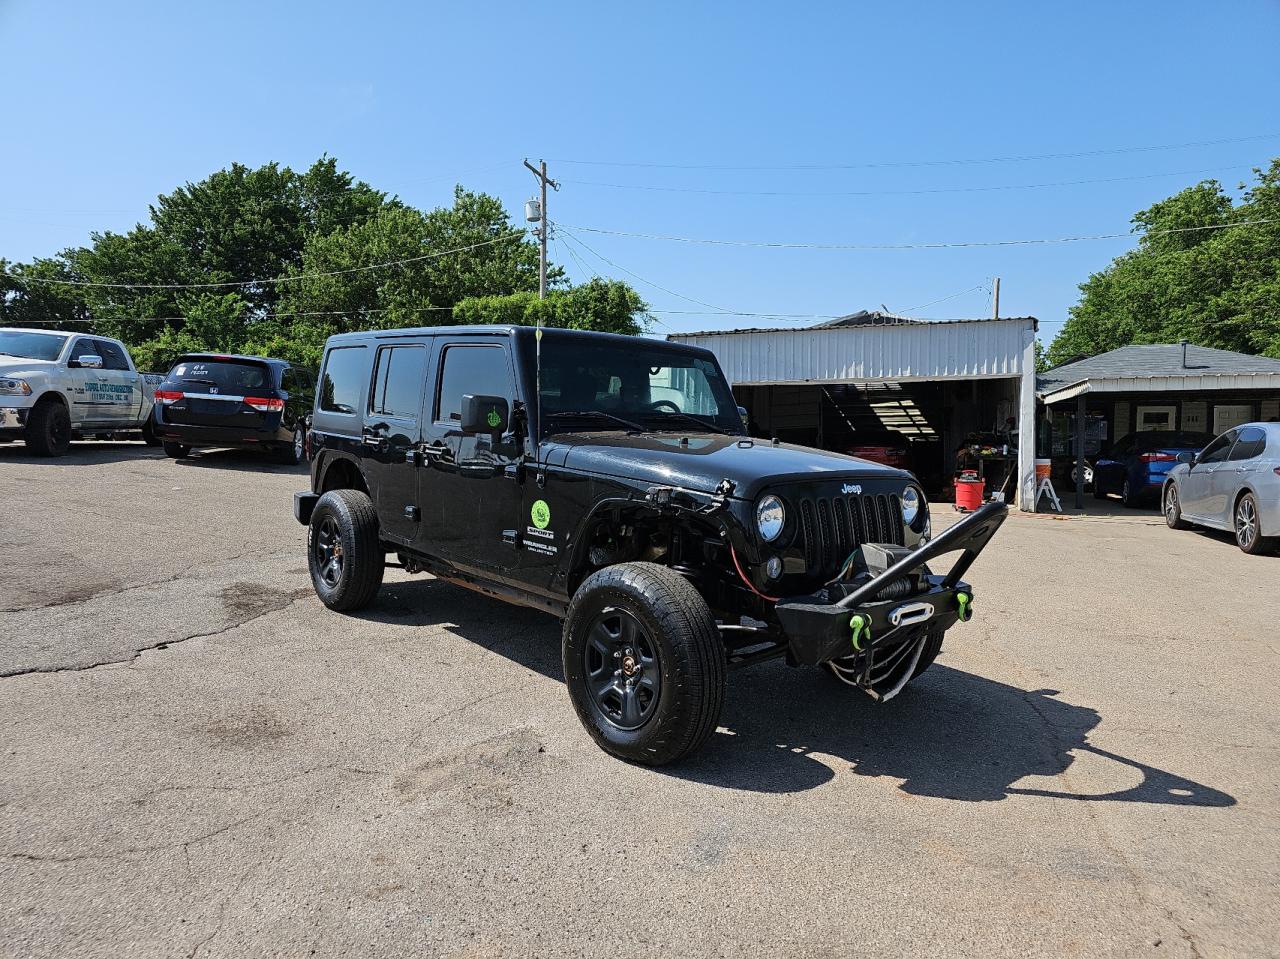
xmin=1180 ymin=430 xmax=1235 ymax=518
xmin=363 ymin=340 xmax=431 ymax=546
xmin=65 ymin=336 xmax=113 ymax=429
xmin=415 ymin=338 xmax=523 ymax=575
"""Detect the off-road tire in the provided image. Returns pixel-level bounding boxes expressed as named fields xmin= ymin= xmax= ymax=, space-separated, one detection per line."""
xmin=25 ymin=398 xmax=71 ymax=457
xmin=1234 ymin=492 xmax=1273 ymax=556
xmin=1163 ymin=483 xmax=1190 ymax=530
xmin=162 ymin=441 xmax=190 ymax=459
xmin=274 ymin=426 xmax=305 ymax=465
xmin=308 ymin=489 xmax=384 ymax=611
xmin=141 ymin=416 xmax=161 ymax=447
xmin=563 ymin=562 xmax=725 ymax=765
xmin=825 ymin=625 xmax=944 ymax=693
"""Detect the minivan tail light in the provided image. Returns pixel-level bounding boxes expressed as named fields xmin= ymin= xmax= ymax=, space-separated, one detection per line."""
xmin=1139 ymin=452 xmax=1176 ymax=463
xmin=154 ymin=390 xmax=184 ymax=404
xmin=244 ymin=396 xmax=285 ymax=412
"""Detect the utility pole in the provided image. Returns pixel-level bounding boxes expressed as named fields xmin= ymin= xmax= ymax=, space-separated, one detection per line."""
xmin=992 ymin=277 xmax=1001 ymax=319
xmin=523 ymin=159 xmax=559 ymax=298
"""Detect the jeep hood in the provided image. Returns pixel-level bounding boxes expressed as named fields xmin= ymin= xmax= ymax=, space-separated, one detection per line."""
xmin=546 ymin=431 xmax=911 ymax=499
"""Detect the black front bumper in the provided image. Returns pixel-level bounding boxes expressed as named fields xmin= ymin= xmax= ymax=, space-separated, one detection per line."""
xmin=773 ymin=501 xmax=1008 ymax=666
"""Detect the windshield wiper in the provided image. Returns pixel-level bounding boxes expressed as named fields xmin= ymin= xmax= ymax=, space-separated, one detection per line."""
xmin=645 ymin=410 xmax=731 ymax=435
xmin=549 ymin=410 xmax=647 ymax=433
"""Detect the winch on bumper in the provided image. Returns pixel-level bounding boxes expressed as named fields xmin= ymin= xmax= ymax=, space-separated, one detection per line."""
xmin=771 ymin=501 xmax=1008 ymax=667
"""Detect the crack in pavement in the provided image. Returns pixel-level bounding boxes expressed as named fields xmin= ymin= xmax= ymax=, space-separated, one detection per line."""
xmin=0 ymin=591 xmax=310 ymax=680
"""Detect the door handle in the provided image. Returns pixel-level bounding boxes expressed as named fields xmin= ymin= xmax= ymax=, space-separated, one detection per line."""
xmin=361 ymin=423 xmax=389 ymax=446
xmin=421 ymin=442 xmax=451 ymax=461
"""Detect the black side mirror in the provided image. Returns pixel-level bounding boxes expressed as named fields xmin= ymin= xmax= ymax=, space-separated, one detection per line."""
xmin=460 ymin=394 xmax=509 ymax=436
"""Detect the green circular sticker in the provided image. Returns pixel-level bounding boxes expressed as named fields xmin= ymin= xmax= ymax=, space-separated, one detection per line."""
xmin=530 ymin=499 xmax=551 ymax=529
xmin=486 ymin=408 xmax=501 ymax=428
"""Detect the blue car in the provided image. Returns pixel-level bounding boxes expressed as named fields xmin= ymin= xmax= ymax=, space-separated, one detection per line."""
xmin=1092 ymin=430 xmax=1216 ymax=507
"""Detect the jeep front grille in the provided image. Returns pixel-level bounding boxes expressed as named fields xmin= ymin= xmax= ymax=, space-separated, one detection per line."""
xmin=796 ymin=492 xmax=903 ymax=577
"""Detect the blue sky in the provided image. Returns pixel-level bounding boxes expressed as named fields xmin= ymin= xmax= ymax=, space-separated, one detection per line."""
xmin=2 ymin=1 xmax=1279 ymax=347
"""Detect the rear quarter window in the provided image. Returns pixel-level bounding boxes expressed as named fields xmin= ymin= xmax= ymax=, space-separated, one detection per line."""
xmin=319 ymin=346 xmax=368 ymax=415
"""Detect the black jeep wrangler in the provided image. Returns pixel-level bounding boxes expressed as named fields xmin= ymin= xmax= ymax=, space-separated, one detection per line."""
xmin=294 ymin=326 xmax=1006 ymax=764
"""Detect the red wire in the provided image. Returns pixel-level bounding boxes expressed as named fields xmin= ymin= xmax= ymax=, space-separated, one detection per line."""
xmin=730 ymin=544 xmax=780 ymax=602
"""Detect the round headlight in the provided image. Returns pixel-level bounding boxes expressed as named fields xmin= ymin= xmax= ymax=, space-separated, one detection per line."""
xmin=901 ymin=487 xmax=921 ymax=526
xmin=756 ymin=494 xmax=785 ymax=542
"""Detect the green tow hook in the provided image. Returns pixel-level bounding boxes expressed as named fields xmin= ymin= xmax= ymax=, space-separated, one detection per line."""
xmin=956 ymin=592 xmax=973 ymax=623
xmin=850 ymin=614 xmax=871 ymax=652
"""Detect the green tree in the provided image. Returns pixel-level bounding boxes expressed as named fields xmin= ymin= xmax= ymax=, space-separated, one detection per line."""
xmin=452 ymin=278 xmax=650 ymax=335
xmin=1048 ymin=159 xmax=1280 ymax=365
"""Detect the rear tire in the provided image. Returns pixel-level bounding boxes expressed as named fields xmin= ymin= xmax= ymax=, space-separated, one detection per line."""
xmin=563 ymin=562 xmax=725 ymax=765
xmin=25 ymin=399 xmax=71 ymax=457
xmin=274 ymin=426 xmax=305 ymax=465
xmin=1163 ymin=483 xmax=1190 ymax=530
xmin=141 ymin=417 xmax=161 ymax=447
xmin=162 ymin=441 xmax=189 ymax=459
xmin=1121 ymin=477 xmax=1139 ymax=508
xmin=308 ymin=489 xmax=384 ymax=611
xmin=1234 ymin=492 xmax=1273 ymax=555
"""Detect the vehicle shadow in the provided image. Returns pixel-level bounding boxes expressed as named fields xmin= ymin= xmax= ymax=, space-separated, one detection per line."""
xmin=362 ymin=578 xmax=1236 ymax=808
xmin=0 ymin=441 xmax=164 ymax=465
xmin=171 ymin=448 xmax=309 ymax=474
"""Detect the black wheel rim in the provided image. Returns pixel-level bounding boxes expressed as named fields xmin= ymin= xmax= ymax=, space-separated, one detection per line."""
xmin=314 ymin=517 xmax=344 ymax=587
xmin=583 ymin=607 xmax=661 ymax=731
xmin=51 ymin=411 xmax=69 ymax=449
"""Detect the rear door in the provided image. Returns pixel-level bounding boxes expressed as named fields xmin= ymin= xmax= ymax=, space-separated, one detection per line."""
xmin=415 ymin=337 xmax=522 ymax=574
xmin=362 ymin=340 xmax=431 ymax=546
xmin=92 ymin=340 xmax=140 ymax=426
xmin=1181 ymin=431 xmax=1234 ymax=518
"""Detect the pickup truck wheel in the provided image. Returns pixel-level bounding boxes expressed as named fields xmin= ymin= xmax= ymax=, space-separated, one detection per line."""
xmin=826 ymin=626 xmax=944 ymax=695
xmin=25 ymin=399 xmax=71 ymax=457
xmin=563 ymin=562 xmax=725 ymax=766
xmin=162 ymin=441 xmax=189 ymax=459
xmin=141 ymin=417 xmax=161 ymax=447
xmin=308 ymin=489 xmax=384 ymax=611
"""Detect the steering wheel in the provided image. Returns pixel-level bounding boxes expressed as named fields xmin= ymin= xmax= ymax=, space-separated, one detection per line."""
xmin=646 ymin=400 xmax=682 ymax=413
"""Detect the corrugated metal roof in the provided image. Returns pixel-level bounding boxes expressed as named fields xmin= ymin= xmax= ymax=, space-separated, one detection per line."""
xmin=1038 ymin=343 xmax=1280 ymax=395
xmin=669 ymin=317 xmax=1036 ymax=385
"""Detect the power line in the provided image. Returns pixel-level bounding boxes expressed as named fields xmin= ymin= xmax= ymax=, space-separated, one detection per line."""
xmin=549 ymin=132 xmax=1280 ymax=171
xmin=556 ymin=217 xmax=1279 ymax=251
xmin=556 ymin=226 xmax=737 ymax=315
xmin=3 ymin=231 xmax=527 ymax=290
xmin=899 ymin=285 xmax=989 ymax=314
xmin=558 ymin=165 xmax=1255 ymax=198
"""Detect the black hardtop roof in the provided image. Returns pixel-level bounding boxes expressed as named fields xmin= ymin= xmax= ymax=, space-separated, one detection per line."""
xmin=324 ymin=326 xmax=713 ymax=354
xmin=176 ymin=352 xmax=290 ymax=367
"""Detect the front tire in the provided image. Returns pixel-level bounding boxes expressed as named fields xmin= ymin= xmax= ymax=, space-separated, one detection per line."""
xmin=308 ymin=489 xmax=384 ymax=611
xmin=563 ymin=562 xmax=725 ymax=765
xmin=1164 ymin=483 xmax=1190 ymax=530
xmin=25 ymin=399 xmax=71 ymax=457
xmin=1234 ymin=492 xmax=1272 ymax=555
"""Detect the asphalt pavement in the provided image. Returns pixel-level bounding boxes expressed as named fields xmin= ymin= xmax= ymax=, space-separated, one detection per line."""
xmin=1 ymin=441 xmax=1276 ymax=958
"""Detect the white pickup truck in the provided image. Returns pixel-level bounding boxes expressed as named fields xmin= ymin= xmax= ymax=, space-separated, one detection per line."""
xmin=0 ymin=327 xmax=162 ymax=456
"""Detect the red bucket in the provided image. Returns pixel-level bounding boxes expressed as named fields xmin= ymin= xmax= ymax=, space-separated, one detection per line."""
xmin=955 ymin=477 xmax=986 ymax=511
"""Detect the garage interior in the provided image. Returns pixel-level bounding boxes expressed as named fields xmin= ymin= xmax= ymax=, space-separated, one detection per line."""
xmin=734 ymin=378 xmax=1022 ymax=497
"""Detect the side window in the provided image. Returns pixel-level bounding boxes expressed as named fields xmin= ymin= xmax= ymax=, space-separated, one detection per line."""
xmin=280 ymin=368 xmax=296 ymax=393
xmin=318 ymin=347 xmax=367 ymax=415
xmin=95 ymin=340 xmax=130 ymax=371
xmin=69 ymin=338 xmax=98 ymax=364
xmin=370 ymin=345 xmax=427 ymax=419
xmin=1228 ymin=426 xmax=1266 ymax=461
xmin=1109 ymin=436 xmax=1133 ymax=458
xmin=435 ymin=345 xmax=512 ymax=423
xmin=1199 ymin=432 xmax=1235 ymax=465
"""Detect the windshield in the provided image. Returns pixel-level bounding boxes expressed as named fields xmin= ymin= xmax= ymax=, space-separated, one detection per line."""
xmin=0 ymin=330 xmax=68 ymax=362
xmin=536 ymin=339 xmax=743 ymax=437
xmin=166 ymin=357 xmax=274 ymax=392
